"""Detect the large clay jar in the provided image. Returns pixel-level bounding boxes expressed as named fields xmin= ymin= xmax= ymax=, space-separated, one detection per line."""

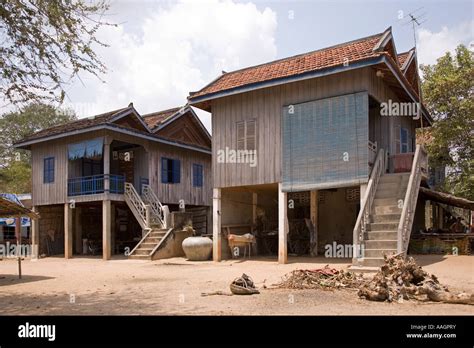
xmin=182 ymin=236 xmax=213 ymax=261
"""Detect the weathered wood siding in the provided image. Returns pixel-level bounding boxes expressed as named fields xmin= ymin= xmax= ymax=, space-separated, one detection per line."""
xmin=31 ymin=129 xmax=211 ymax=207
xmin=211 ymin=67 xmax=418 ymax=188
xmin=148 ymin=142 xmax=212 ymax=206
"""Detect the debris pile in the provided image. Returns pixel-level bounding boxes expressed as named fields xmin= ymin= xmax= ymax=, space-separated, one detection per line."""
xmin=274 ymin=266 xmax=364 ymax=290
xmin=358 ymin=254 xmax=473 ymax=305
xmin=274 ymin=255 xmax=473 ymax=305
xmin=230 ymin=273 xmax=260 ymax=295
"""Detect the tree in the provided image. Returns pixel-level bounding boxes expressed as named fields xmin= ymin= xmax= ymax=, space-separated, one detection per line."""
xmin=0 ymin=0 xmax=113 ymax=106
xmin=420 ymin=45 xmax=474 ymax=200
xmin=0 ymin=103 xmax=76 ymax=193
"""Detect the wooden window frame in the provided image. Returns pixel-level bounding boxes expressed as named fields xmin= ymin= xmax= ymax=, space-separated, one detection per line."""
xmin=236 ymin=119 xmax=257 ymax=151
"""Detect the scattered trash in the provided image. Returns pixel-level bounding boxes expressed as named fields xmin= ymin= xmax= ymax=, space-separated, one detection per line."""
xmin=273 ymin=266 xmax=364 ymax=290
xmin=358 ymin=254 xmax=473 ymax=305
xmin=201 ymin=291 xmax=233 ymax=297
xmin=230 ymin=273 xmax=260 ymax=295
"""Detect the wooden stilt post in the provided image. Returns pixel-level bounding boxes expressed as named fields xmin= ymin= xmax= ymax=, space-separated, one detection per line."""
xmin=15 ymin=216 xmax=22 ymax=279
xmin=310 ymin=190 xmax=318 ymax=256
xmin=213 ymin=188 xmax=221 ymax=262
xmin=31 ymin=206 xmax=39 ymax=260
xmin=278 ymin=183 xmax=288 ymax=264
xmin=64 ymin=203 xmax=73 ymax=259
xmin=103 ymin=200 xmax=111 ymax=260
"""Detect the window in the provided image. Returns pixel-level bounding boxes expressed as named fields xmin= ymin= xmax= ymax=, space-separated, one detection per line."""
xmin=236 ymin=119 xmax=257 ymax=150
xmin=161 ymin=158 xmax=180 ymax=184
xmin=43 ymin=157 xmax=55 ymax=183
xmin=192 ymin=164 xmax=203 ymax=187
xmin=400 ymin=127 xmax=409 ymax=153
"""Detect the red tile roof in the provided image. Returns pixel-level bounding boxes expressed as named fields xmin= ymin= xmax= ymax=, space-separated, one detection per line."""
xmin=142 ymin=107 xmax=181 ymax=129
xmin=17 ymin=106 xmax=131 ymax=143
xmin=189 ymin=31 xmax=386 ymax=100
xmin=397 ymin=51 xmax=411 ymax=68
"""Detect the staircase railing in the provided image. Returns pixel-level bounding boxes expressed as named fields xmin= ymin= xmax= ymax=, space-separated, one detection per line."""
xmin=141 ymin=184 xmax=165 ymax=227
xmin=124 ymin=182 xmax=149 ymax=230
xmin=353 ymin=148 xmax=385 ymax=261
xmin=397 ymin=144 xmax=428 ymax=254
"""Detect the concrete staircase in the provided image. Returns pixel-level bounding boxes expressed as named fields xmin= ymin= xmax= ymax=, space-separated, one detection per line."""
xmin=361 ymin=173 xmax=410 ymax=267
xmin=128 ymin=227 xmax=170 ymax=260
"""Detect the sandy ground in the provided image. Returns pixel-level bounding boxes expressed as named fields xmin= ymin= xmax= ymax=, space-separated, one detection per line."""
xmin=0 ymin=255 xmax=473 ymax=315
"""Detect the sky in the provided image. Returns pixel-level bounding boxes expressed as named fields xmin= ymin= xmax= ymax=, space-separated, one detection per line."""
xmin=59 ymin=0 xmax=473 ymax=131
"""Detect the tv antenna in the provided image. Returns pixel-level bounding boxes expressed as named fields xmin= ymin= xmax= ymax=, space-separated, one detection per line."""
xmin=400 ymin=7 xmax=428 ymax=47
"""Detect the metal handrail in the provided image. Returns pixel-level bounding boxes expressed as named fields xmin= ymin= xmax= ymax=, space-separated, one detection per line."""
xmin=353 ymin=148 xmax=385 ymax=260
xmin=397 ymin=144 xmax=427 ymax=254
xmin=141 ymin=184 xmax=165 ymax=227
xmin=124 ymin=182 xmax=148 ymax=229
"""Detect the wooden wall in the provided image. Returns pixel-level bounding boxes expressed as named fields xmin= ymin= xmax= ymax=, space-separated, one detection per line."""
xmin=31 ymin=129 xmax=211 ymax=207
xmin=211 ymin=67 xmax=419 ymax=188
xmin=148 ymin=142 xmax=212 ymax=206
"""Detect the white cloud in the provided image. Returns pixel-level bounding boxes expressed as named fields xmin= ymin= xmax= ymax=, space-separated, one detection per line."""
xmin=65 ymin=0 xmax=278 ymax=132
xmin=417 ymin=21 xmax=473 ymax=66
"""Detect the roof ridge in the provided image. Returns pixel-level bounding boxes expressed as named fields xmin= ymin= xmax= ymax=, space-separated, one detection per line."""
xmin=200 ymin=30 xmax=385 ymax=80
xmin=142 ymin=106 xmax=182 ymax=118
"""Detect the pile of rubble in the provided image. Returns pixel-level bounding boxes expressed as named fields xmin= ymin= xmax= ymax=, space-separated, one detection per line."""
xmin=274 ymin=266 xmax=364 ymax=290
xmin=274 ymin=255 xmax=473 ymax=305
xmin=358 ymin=254 xmax=473 ymax=304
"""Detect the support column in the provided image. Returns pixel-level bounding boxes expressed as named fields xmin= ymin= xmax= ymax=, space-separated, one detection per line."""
xmin=310 ymin=190 xmax=318 ymax=256
xmin=74 ymin=206 xmax=82 ymax=254
xmin=31 ymin=206 xmax=39 ymax=259
xmin=252 ymin=192 xmax=258 ymax=226
xmin=102 ymin=200 xmax=111 ymax=260
xmin=64 ymin=203 xmax=73 ymax=259
xmin=278 ymin=183 xmax=288 ymax=264
xmin=212 ymin=188 xmax=221 ymax=262
xmin=111 ymin=203 xmax=115 ymax=256
xmin=103 ymin=136 xmax=111 ymax=196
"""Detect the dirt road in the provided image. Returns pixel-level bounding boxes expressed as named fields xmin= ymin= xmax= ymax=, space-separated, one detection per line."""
xmin=0 ymin=255 xmax=472 ymax=315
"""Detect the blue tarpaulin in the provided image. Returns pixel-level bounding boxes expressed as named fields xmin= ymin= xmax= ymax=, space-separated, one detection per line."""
xmin=68 ymin=137 xmax=104 ymax=160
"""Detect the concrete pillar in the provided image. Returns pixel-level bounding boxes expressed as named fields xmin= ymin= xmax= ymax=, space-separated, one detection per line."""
xmin=278 ymin=183 xmax=288 ymax=264
xmin=64 ymin=203 xmax=73 ymax=259
xmin=74 ymin=206 xmax=82 ymax=254
xmin=31 ymin=206 xmax=39 ymax=259
xmin=310 ymin=190 xmax=318 ymax=256
xmin=212 ymin=188 xmax=221 ymax=262
xmin=360 ymin=183 xmax=368 ymax=204
xmin=104 ymin=137 xmax=111 ymax=195
xmin=111 ymin=203 xmax=115 ymax=256
xmin=102 ymin=200 xmax=111 ymax=260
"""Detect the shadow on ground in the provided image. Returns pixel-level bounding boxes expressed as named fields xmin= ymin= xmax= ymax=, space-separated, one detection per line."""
xmin=0 ymin=275 xmax=55 ymax=287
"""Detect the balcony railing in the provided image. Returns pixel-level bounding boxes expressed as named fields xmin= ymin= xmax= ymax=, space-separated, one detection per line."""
xmin=68 ymin=174 xmax=125 ymax=196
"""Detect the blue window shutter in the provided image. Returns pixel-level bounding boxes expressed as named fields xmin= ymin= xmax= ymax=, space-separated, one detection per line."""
xmin=161 ymin=158 xmax=168 ymax=183
xmin=172 ymin=160 xmax=181 ymax=183
xmin=44 ymin=157 xmax=55 ymax=183
xmin=193 ymin=164 xmax=203 ymax=187
xmin=199 ymin=166 xmax=203 ymax=187
xmin=50 ymin=158 xmax=55 ymax=182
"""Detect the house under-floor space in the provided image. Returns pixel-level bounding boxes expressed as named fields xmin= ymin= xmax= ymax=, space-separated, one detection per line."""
xmin=214 ymin=184 xmax=361 ymax=261
xmin=36 ymin=201 xmax=142 ymax=258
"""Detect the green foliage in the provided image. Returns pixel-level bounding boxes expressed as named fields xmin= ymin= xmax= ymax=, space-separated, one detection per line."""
xmin=0 ymin=0 xmax=114 ymax=105
xmin=0 ymin=103 xmax=76 ymax=193
xmin=420 ymin=45 xmax=474 ymax=200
